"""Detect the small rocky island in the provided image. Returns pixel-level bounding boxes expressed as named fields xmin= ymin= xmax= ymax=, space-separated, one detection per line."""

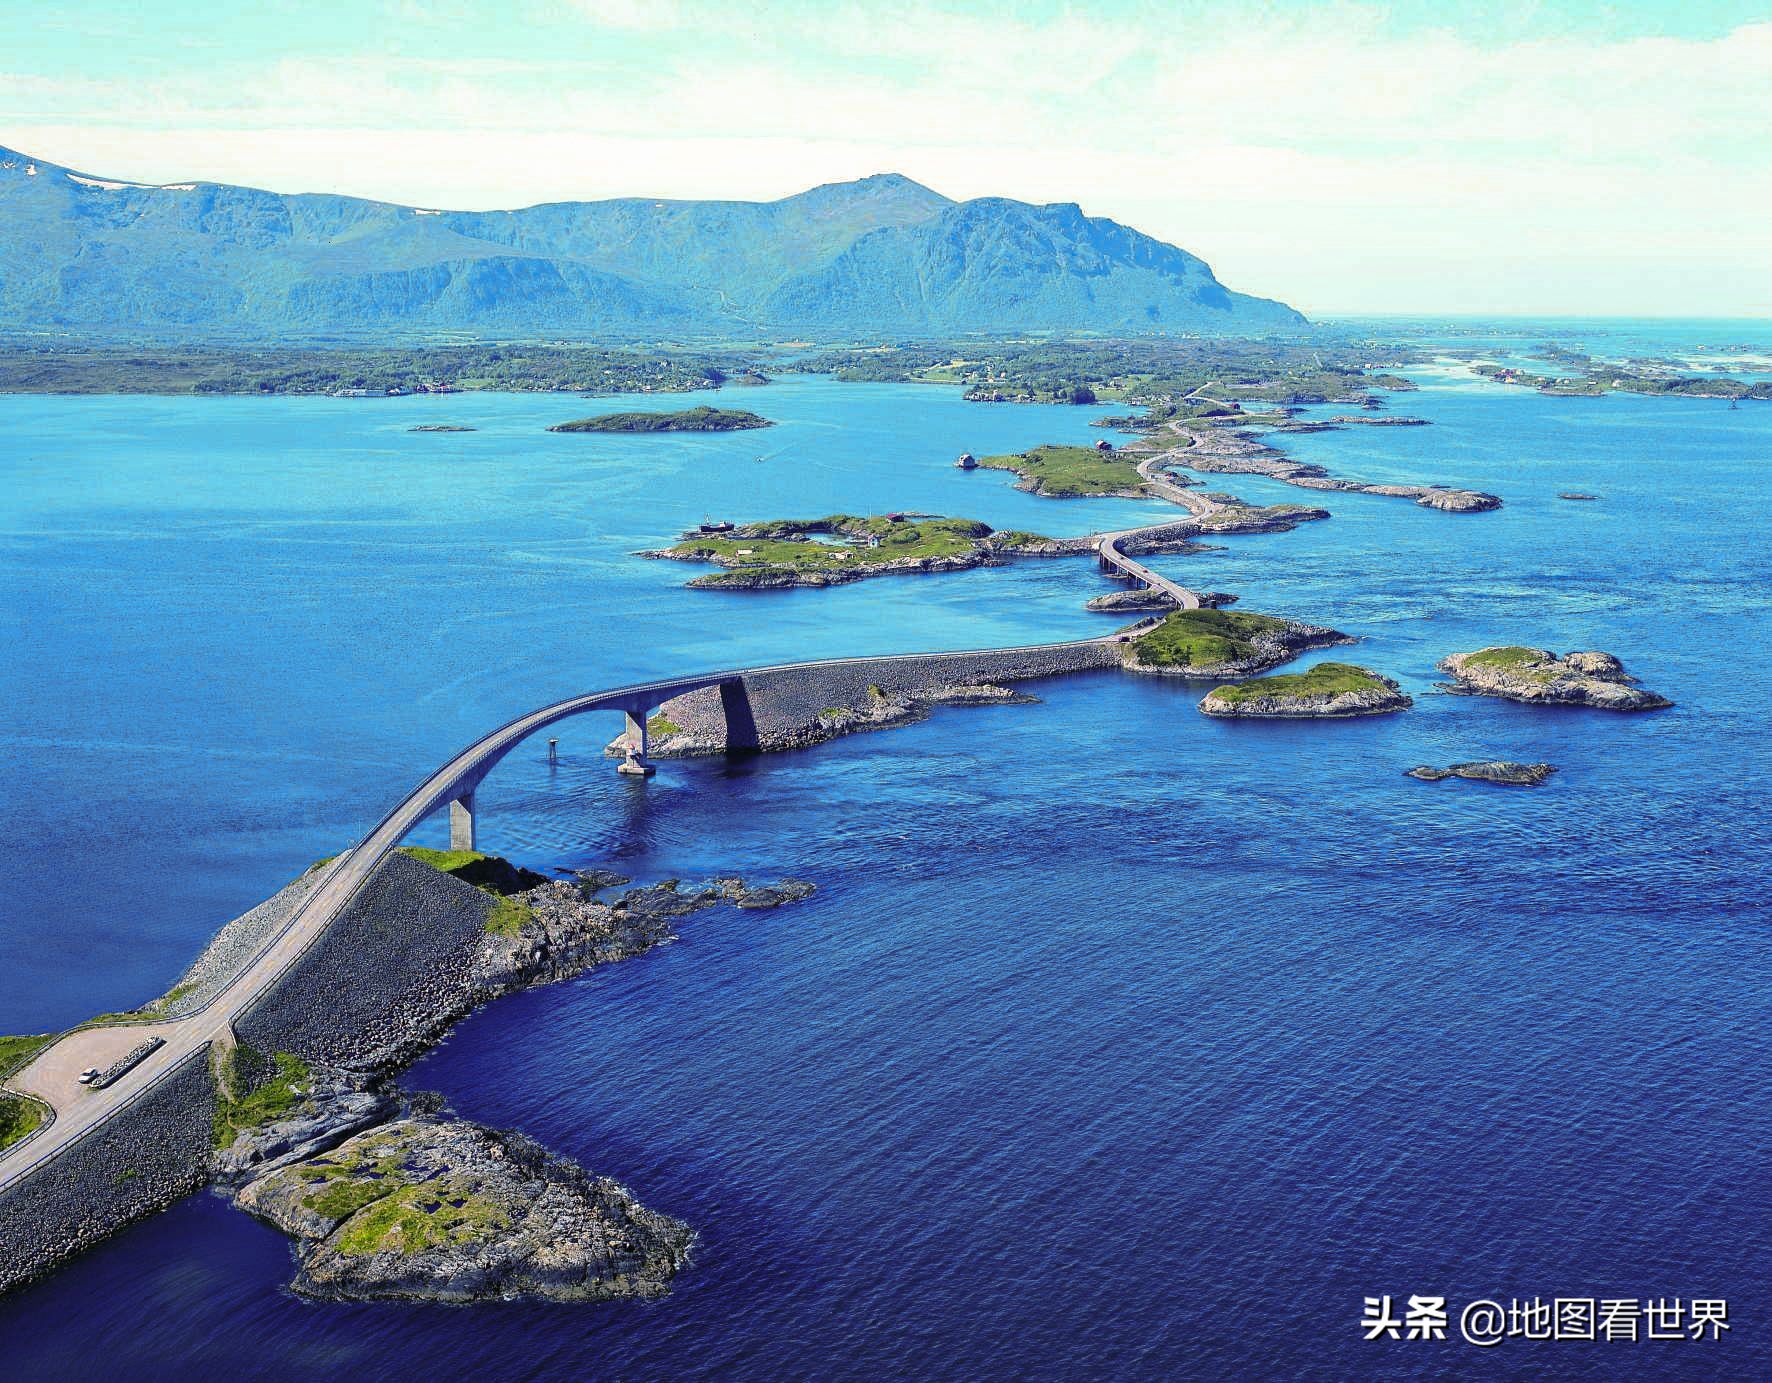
xmin=645 ymin=514 xmax=1078 ymax=588
xmin=973 ymin=444 xmax=1148 ymax=497
xmin=1122 ymin=608 xmax=1354 ymax=677
xmin=1437 ymin=647 xmax=1672 ymax=710
xmin=548 ymin=405 xmax=772 ymax=433
xmin=233 ymin=1115 xmax=692 ymax=1303
xmin=408 ymin=424 xmax=476 ymax=433
xmin=1199 ymin=663 xmax=1412 ymax=718
xmin=1407 ymin=761 xmax=1557 ymax=786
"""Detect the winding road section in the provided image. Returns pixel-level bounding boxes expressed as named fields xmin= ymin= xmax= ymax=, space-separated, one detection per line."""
xmin=1 ymin=442 xmax=1217 ymax=1194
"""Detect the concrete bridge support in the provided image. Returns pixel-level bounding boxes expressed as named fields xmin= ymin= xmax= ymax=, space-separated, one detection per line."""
xmin=449 ymin=791 xmax=476 ymax=851
xmin=618 ymin=709 xmax=656 ymax=777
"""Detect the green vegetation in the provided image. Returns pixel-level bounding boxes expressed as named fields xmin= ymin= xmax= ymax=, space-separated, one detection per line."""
xmin=0 ymin=345 xmax=752 ymax=396
xmin=304 ymin=1176 xmax=398 ymax=1221
xmin=213 ymin=1049 xmax=312 ymax=1148
xmin=0 ymin=1092 xmax=48 ymax=1150
xmin=668 ymin=514 xmax=1024 ymax=572
xmin=397 ymin=846 xmax=489 ymax=875
xmin=976 ymin=445 xmax=1144 ymax=497
xmin=647 ymin=714 xmax=683 ymax=738
xmin=1209 ymin=662 xmax=1389 ymax=704
xmin=1455 ymin=646 xmax=1556 ymax=684
xmin=0 ymin=1033 xmax=55 ymax=1079
xmin=548 ymin=405 xmax=772 ymax=432
xmin=482 ymin=895 xmax=535 ymax=938
xmin=1130 ymin=609 xmax=1292 ymax=670
xmin=334 ymin=1179 xmax=512 ymax=1255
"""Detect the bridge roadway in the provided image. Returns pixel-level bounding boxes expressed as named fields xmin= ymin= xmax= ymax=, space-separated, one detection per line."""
xmin=1 ymin=442 xmax=1216 ymax=1195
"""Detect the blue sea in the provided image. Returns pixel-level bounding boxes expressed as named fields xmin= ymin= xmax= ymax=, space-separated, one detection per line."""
xmin=1 ymin=329 xmax=1769 ymax=1379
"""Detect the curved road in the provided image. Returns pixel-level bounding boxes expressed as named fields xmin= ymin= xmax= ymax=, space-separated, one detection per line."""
xmin=1 ymin=441 xmax=1217 ymax=1193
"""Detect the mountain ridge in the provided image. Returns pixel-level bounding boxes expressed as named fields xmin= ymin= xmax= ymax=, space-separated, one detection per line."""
xmin=0 ymin=145 xmax=1306 ymax=339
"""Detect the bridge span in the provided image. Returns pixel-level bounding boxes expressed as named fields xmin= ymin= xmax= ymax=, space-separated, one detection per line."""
xmin=1 ymin=441 xmax=1219 ymax=1199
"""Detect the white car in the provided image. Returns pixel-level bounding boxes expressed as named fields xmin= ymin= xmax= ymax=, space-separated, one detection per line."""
xmin=78 ymin=1067 xmax=102 ymax=1086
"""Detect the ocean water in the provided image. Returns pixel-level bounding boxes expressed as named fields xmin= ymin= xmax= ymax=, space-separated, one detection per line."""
xmin=1 ymin=347 xmax=1768 ymax=1379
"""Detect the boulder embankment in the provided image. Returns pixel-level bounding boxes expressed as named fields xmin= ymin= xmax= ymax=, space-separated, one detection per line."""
xmin=1437 ymin=647 xmax=1672 ymax=710
xmin=611 ymin=640 xmax=1120 ymax=759
xmin=1199 ymin=663 xmax=1412 ymax=718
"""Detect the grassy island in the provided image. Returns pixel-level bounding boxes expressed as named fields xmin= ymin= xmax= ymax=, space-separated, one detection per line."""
xmin=975 ymin=445 xmax=1145 ymax=497
xmin=1128 ymin=610 xmax=1295 ymax=670
xmin=657 ymin=514 xmax=1056 ymax=588
xmin=548 ymin=405 xmax=772 ymax=433
xmin=1200 ymin=663 xmax=1411 ymax=718
xmin=1208 ymin=662 xmax=1390 ymax=704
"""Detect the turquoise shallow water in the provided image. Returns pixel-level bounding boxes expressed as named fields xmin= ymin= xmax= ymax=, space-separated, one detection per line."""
xmin=1 ymin=347 xmax=1769 ymax=1379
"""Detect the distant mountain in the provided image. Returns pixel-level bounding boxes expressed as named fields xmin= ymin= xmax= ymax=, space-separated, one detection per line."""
xmin=0 ymin=147 xmax=1305 ymax=339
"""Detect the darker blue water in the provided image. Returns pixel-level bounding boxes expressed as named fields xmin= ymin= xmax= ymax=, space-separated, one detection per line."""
xmin=2 ymin=347 xmax=1769 ymax=1379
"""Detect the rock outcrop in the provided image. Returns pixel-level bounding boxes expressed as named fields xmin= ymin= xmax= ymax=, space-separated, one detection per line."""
xmin=1437 ymin=647 xmax=1672 ymax=710
xmin=235 ymin=1116 xmax=692 ymax=1303
xmin=1407 ymin=761 xmax=1557 ymax=786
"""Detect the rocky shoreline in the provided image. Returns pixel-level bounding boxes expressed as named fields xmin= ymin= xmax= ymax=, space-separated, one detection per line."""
xmin=1437 ymin=647 xmax=1672 ymax=710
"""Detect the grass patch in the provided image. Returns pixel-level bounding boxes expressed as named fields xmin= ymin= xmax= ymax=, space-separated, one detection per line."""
xmin=305 ymin=1177 xmax=397 ymax=1221
xmin=0 ymin=1093 xmax=47 ymax=1151
xmin=1210 ymin=662 xmax=1389 ymax=704
xmin=213 ymin=1049 xmax=311 ymax=1148
xmin=0 ymin=1033 xmax=55 ymax=1080
xmin=1453 ymin=645 xmax=1552 ymax=677
xmin=397 ymin=846 xmax=489 ymax=874
xmin=975 ymin=445 xmax=1145 ymax=497
xmin=1130 ymin=609 xmax=1292 ymax=670
xmin=482 ymin=894 xmax=535 ymax=938
xmin=647 ymin=714 xmax=682 ymax=738
xmin=334 ymin=1181 xmax=511 ymax=1256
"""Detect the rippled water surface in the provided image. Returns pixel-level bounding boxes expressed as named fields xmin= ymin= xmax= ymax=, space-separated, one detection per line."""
xmin=1 ymin=346 xmax=1768 ymax=1380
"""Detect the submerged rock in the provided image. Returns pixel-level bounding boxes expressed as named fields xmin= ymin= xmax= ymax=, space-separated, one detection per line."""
xmin=1407 ymin=761 xmax=1557 ymax=786
xmin=235 ymin=1116 xmax=691 ymax=1303
xmin=1437 ymin=647 xmax=1671 ymax=710
xmin=715 ymin=878 xmax=818 ymax=909
xmin=1199 ymin=663 xmax=1411 ymax=718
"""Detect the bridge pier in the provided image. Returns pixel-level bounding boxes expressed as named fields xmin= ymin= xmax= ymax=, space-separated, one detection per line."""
xmin=449 ymin=791 xmax=477 ymax=851
xmin=617 ymin=710 xmax=656 ymax=777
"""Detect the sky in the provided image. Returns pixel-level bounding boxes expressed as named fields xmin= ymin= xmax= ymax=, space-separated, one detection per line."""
xmin=4 ymin=0 xmax=1769 ymax=317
